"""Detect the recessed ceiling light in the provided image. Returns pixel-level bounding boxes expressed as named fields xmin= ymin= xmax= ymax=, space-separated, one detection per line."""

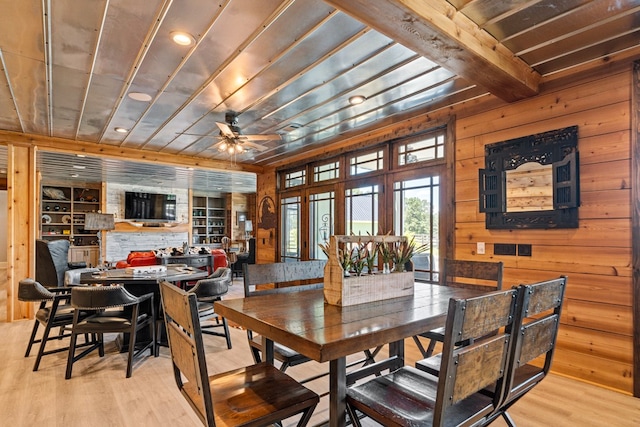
xmin=170 ymin=31 xmax=195 ymax=46
xmin=128 ymin=92 xmax=152 ymax=102
xmin=71 ymin=173 xmax=79 ymax=178
xmin=349 ymin=95 xmax=366 ymax=105
xmin=76 ymin=154 xmax=86 ymax=158
xmin=0 ymin=169 xmax=6 ymax=174
xmin=114 ymin=127 xmax=129 ymax=133
xmin=186 ymin=167 xmax=194 ymax=170
xmin=73 ymin=165 xmax=86 ymax=169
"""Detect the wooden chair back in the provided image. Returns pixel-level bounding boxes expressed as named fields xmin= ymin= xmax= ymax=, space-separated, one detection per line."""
xmin=491 ymin=276 xmax=567 ymax=424
xmin=346 ymin=288 xmax=520 ymax=427
xmin=442 ymin=258 xmax=503 ymax=291
xmin=160 ymin=281 xmax=215 ymax=425
xmin=433 ymin=288 xmax=519 ymax=426
xmin=160 ymin=281 xmax=320 ymax=427
xmin=243 ymin=260 xmax=326 ymax=297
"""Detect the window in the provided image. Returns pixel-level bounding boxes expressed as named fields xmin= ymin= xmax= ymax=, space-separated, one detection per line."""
xmin=397 ymin=130 xmax=445 ymax=166
xmin=277 ymin=123 xmax=450 ymax=276
xmin=280 ymin=195 xmax=301 ymax=261
xmin=284 ymin=169 xmax=306 ymax=188
xmin=345 ymin=184 xmax=380 ymax=236
xmin=394 ymin=176 xmax=440 ymax=282
xmin=313 ymin=161 xmax=339 ymax=182
xmin=349 ymin=150 xmax=384 ymax=176
xmin=309 ymin=191 xmax=334 ymax=260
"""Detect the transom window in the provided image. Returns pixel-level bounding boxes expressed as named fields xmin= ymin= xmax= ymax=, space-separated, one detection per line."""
xmin=397 ymin=130 xmax=445 ymax=166
xmin=284 ymin=169 xmax=306 ymax=188
xmin=314 ymin=161 xmax=340 ymax=182
xmin=349 ymin=150 xmax=384 ymax=176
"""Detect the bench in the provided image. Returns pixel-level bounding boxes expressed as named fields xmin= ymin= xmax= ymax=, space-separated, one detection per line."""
xmin=243 ymin=260 xmax=326 ymax=297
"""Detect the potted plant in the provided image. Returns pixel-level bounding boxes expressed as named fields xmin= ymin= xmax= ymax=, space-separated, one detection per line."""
xmin=393 ymin=236 xmax=429 ymax=272
xmin=378 ymin=238 xmax=394 ymax=274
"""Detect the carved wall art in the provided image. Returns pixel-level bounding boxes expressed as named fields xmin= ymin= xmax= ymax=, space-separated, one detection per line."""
xmin=479 ymin=126 xmax=579 ymax=229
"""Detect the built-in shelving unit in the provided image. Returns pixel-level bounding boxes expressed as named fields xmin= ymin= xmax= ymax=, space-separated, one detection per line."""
xmin=40 ymin=184 xmax=101 ymax=266
xmin=192 ymin=195 xmax=227 ymax=247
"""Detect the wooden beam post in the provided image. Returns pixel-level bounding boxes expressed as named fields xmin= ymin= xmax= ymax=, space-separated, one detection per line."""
xmin=631 ymin=61 xmax=640 ymax=398
xmin=6 ymin=144 xmax=37 ymax=321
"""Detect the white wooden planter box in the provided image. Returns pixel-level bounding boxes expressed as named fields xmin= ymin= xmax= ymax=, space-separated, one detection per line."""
xmin=323 ymin=235 xmax=415 ymax=306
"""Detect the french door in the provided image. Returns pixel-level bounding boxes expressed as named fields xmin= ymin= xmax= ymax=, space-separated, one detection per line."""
xmin=392 ymin=170 xmax=443 ymax=282
xmin=280 ymin=186 xmax=336 ymax=262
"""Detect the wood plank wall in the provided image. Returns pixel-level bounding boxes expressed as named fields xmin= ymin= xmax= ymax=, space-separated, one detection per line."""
xmin=256 ymin=167 xmax=278 ymax=264
xmin=254 ymin=62 xmax=635 ymax=394
xmin=454 ymin=64 xmax=633 ymax=394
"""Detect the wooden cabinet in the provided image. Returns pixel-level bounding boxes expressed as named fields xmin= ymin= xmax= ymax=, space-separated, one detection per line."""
xmin=41 ymin=184 xmax=101 ymax=265
xmin=69 ymin=246 xmax=99 ymax=267
xmin=192 ymin=195 xmax=227 ymax=247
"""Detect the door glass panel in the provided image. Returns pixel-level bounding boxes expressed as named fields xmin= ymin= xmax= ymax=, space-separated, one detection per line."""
xmin=309 ymin=191 xmax=334 ymax=260
xmin=280 ymin=195 xmax=301 ymax=262
xmin=345 ymin=184 xmax=379 ymax=236
xmin=394 ymin=176 xmax=440 ymax=282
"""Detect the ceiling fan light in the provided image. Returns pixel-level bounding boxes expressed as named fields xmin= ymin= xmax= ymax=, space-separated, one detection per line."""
xmin=219 ymin=141 xmax=228 ymax=151
xmin=235 ymin=144 xmax=244 ymax=153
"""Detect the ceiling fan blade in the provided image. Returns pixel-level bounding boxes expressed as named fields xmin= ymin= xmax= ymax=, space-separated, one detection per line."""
xmin=179 ymin=132 xmax=223 ymax=138
xmin=236 ymin=133 xmax=282 ymax=141
xmin=242 ymin=141 xmax=269 ymax=152
xmin=216 ymin=121 xmax=236 ymax=138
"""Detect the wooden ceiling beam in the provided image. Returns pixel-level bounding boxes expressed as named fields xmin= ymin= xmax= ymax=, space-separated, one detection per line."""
xmin=0 ymin=130 xmax=264 ymax=174
xmin=325 ymin=0 xmax=540 ymax=102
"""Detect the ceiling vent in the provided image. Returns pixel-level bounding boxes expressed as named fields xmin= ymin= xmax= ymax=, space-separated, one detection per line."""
xmin=281 ymin=123 xmax=302 ymax=132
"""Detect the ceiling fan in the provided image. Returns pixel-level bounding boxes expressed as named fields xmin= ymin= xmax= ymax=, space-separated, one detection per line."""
xmin=185 ymin=112 xmax=282 ymax=155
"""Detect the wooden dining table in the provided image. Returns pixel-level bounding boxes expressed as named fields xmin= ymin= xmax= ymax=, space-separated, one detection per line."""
xmin=214 ymin=283 xmax=483 ymax=427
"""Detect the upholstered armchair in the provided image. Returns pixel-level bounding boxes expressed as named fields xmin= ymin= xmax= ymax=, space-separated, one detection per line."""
xmin=36 ymin=239 xmax=86 ymax=288
xmin=188 ymin=267 xmax=233 ymax=349
xmin=66 ymin=285 xmax=156 ymax=379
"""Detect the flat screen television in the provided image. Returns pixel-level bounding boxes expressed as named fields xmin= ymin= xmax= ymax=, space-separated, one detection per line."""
xmin=124 ymin=192 xmax=177 ymax=221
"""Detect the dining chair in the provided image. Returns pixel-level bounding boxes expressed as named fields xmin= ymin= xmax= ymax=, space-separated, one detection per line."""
xmin=479 ymin=276 xmax=567 ymax=427
xmin=65 ymin=285 xmax=156 ymax=379
xmin=243 ymin=261 xmax=382 ymax=379
xmin=159 ymin=281 xmax=319 ymax=427
xmin=36 ymin=239 xmax=86 ymax=287
xmin=18 ymin=278 xmax=84 ymax=371
xmin=243 ymin=261 xmax=323 ymax=372
xmin=346 ymin=287 xmax=519 ymax=427
xmin=412 ymin=258 xmax=504 ymax=360
xmin=187 ymin=267 xmax=233 ymax=349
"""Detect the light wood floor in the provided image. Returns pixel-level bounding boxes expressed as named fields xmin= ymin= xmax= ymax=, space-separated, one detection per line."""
xmin=1 ymin=275 xmax=639 ymax=426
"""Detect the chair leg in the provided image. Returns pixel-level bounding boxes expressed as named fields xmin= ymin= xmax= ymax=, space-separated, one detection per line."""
xmin=425 ymin=338 xmax=437 ymax=357
xmin=296 ymin=404 xmax=318 ymax=427
xmin=362 ymin=346 xmax=382 ymax=366
xmin=346 ymin=404 xmax=364 ymax=427
xmin=221 ymin=317 xmax=232 ymax=349
xmin=247 ymin=330 xmax=262 ymax=364
xmin=98 ymin=333 xmax=105 ymax=357
xmin=150 ymin=315 xmax=157 ymax=357
xmin=33 ymin=319 xmax=56 ymax=372
xmin=65 ymin=332 xmax=79 ymax=379
xmin=25 ymin=320 xmax=40 ymax=357
xmin=411 ymin=335 xmax=429 ymax=358
xmin=126 ymin=326 xmax=138 ymax=378
xmin=502 ymin=411 xmax=516 ymax=427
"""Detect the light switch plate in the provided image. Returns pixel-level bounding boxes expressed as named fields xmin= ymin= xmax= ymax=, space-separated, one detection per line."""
xmin=477 ymin=242 xmax=485 ymax=255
